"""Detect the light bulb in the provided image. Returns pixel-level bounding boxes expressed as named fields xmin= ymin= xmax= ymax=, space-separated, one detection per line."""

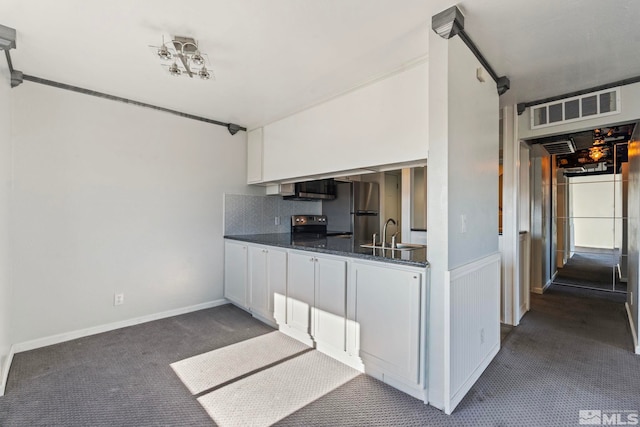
xmin=198 ymin=66 xmax=211 ymax=80
xmin=157 ymin=45 xmax=172 ymax=61
xmin=192 ymin=51 xmax=205 ymax=66
xmin=168 ymin=62 xmax=181 ymax=76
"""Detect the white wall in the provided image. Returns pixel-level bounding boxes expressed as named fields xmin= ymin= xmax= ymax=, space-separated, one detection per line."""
xmin=446 ymin=50 xmax=499 ymax=269
xmin=570 ymin=174 xmax=623 ymax=249
xmin=530 ymin=157 xmax=553 ymax=293
xmin=627 ymin=126 xmax=640 ymax=352
xmin=518 ymin=81 xmax=640 ymax=140
xmin=261 ymin=61 xmax=428 ymax=182
xmin=9 ymin=82 xmax=251 ymax=344
xmin=0 ymin=64 xmax=14 ymax=393
xmin=427 ymin=33 xmax=499 ymax=412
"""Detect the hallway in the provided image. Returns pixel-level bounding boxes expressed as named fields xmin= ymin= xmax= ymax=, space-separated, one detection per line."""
xmin=553 ymin=246 xmax=625 ymax=293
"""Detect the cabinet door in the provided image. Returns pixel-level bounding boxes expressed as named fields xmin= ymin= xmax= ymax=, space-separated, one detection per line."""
xmin=224 ymin=241 xmax=248 ymax=308
xmin=313 ymin=256 xmax=347 ymax=352
xmin=247 ymin=128 xmax=263 ymax=184
xmin=248 ymin=246 xmax=268 ymax=318
xmin=352 ymin=263 xmax=421 ymax=383
xmin=268 ymin=248 xmax=288 ymax=326
xmin=287 ymin=252 xmax=316 ymax=334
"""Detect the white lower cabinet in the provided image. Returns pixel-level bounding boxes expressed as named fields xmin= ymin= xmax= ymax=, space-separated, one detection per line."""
xmin=224 ymin=241 xmax=248 ymax=308
xmin=224 ymin=241 xmax=287 ymax=326
xmin=248 ymin=245 xmax=287 ymax=326
xmin=286 ymin=251 xmax=316 ymax=339
xmin=285 ymin=251 xmax=347 ymax=349
xmin=312 ymin=255 xmax=347 ymax=354
xmin=224 ymin=239 xmax=427 ymax=401
xmin=349 ymin=261 xmax=423 ymax=392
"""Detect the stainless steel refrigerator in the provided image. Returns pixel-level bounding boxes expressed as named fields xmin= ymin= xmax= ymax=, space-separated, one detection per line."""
xmin=322 ymin=181 xmax=380 ymax=242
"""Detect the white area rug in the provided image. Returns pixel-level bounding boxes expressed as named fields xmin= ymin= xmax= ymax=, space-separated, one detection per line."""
xmin=171 ymin=331 xmax=310 ymax=395
xmin=197 ymin=350 xmax=360 ymax=427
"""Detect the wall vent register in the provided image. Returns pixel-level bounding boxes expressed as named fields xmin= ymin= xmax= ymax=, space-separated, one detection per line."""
xmin=530 ymin=87 xmax=620 ymax=129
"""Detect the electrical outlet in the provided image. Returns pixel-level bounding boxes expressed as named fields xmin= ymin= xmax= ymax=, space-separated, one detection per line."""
xmin=114 ymin=293 xmax=124 ymax=306
xmin=274 ymin=216 xmax=280 ymax=226
xmin=480 ymin=328 xmax=485 ymax=344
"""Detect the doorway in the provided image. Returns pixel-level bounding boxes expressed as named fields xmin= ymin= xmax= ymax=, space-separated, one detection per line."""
xmin=528 ymin=124 xmax=634 ymax=294
xmin=552 ymin=142 xmax=628 ymax=293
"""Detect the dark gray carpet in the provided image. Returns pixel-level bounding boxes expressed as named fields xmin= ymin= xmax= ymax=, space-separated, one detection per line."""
xmin=1 ymin=285 xmax=639 ymax=426
xmin=554 ymin=247 xmax=625 ymax=292
xmin=0 ymin=305 xmax=274 ymax=427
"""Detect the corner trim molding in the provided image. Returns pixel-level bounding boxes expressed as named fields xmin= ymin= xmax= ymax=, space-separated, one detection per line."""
xmin=625 ymin=302 xmax=640 ymax=355
xmin=447 ymin=341 xmax=500 ymax=414
xmin=531 ymin=279 xmax=552 ymax=295
xmin=0 ymin=346 xmax=16 ymax=397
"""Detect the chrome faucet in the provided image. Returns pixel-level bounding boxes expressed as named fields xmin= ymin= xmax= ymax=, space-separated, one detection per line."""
xmin=382 ymin=218 xmax=397 ymax=248
xmin=391 ymin=231 xmax=399 ymax=249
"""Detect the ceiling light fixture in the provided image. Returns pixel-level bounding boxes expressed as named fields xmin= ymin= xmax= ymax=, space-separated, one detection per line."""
xmin=589 ymin=146 xmax=606 ymax=161
xmin=198 ymin=66 xmax=211 ymax=80
xmin=152 ymin=35 xmax=213 ymax=80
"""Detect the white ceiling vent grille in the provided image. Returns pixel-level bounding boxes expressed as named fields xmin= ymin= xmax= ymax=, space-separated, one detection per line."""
xmin=531 ymin=87 xmax=621 ymax=130
xmin=541 ymin=139 xmax=576 ymax=155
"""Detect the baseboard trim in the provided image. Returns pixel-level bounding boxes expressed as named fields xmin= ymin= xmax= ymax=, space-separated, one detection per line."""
xmin=446 ymin=341 xmax=500 ymax=414
xmin=0 ymin=345 xmax=16 ymax=397
xmin=531 ymin=279 xmax=552 ymax=295
xmin=625 ymin=302 xmax=640 ymax=355
xmin=13 ymin=299 xmax=228 ymax=354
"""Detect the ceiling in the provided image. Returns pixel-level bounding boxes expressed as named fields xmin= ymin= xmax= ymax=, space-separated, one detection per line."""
xmin=528 ymin=123 xmax=635 ymax=176
xmin=3 ymin=0 xmax=640 ymax=130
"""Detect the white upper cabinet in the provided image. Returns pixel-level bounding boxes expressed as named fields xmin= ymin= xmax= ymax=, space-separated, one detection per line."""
xmin=246 ymin=127 xmax=264 ymax=184
xmin=260 ymin=61 xmax=428 ymax=183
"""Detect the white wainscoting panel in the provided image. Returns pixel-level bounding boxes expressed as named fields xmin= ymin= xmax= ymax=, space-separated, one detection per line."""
xmin=445 ymin=253 xmax=501 ymax=414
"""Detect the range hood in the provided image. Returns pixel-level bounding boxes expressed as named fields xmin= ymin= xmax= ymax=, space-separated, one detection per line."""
xmin=283 ymin=179 xmax=337 ymax=201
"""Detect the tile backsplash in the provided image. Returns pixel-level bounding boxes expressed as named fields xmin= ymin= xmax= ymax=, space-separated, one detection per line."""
xmin=224 ymin=193 xmax=321 ymax=235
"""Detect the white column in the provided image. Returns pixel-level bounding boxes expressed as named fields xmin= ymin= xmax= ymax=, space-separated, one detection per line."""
xmin=501 ymin=105 xmax=521 ymax=325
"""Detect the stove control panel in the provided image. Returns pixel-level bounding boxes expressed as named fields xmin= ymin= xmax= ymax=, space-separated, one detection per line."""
xmin=291 ymin=215 xmax=327 ymax=226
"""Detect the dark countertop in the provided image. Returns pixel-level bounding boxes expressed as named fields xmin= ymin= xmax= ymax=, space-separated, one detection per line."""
xmin=224 ymin=233 xmax=429 ymax=268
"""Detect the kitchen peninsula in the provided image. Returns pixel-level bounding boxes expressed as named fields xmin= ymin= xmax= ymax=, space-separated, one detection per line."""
xmin=223 ymin=232 xmax=429 ymax=402
xmin=225 ymin=233 xmax=428 ymax=267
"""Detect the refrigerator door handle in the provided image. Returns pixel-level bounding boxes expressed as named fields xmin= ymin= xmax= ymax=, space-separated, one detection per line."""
xmin=355 ymin=210 xmax=379 ymax=216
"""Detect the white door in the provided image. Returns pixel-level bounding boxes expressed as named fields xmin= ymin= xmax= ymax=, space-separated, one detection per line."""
xmin=313 ymin=256 xmax=347 ymax=352
xmin=248 ymin=246 xmax=269 ymax=319
xmin=352 ymin=263 xmax=421 ymax=384
xmin=268 ymin=248 xmax=288 ymax=326
xmin=224 ymin=241 xmax=248 ymax=308
xmin=287 ymin=252 xmax=316 ymax=335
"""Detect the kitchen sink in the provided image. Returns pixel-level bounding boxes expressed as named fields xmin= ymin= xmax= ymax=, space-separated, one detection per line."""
xmin=393 ymin=243 xmax=425 ymax=250
xmin=360 ymin=243 xmax=425 ymax=251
